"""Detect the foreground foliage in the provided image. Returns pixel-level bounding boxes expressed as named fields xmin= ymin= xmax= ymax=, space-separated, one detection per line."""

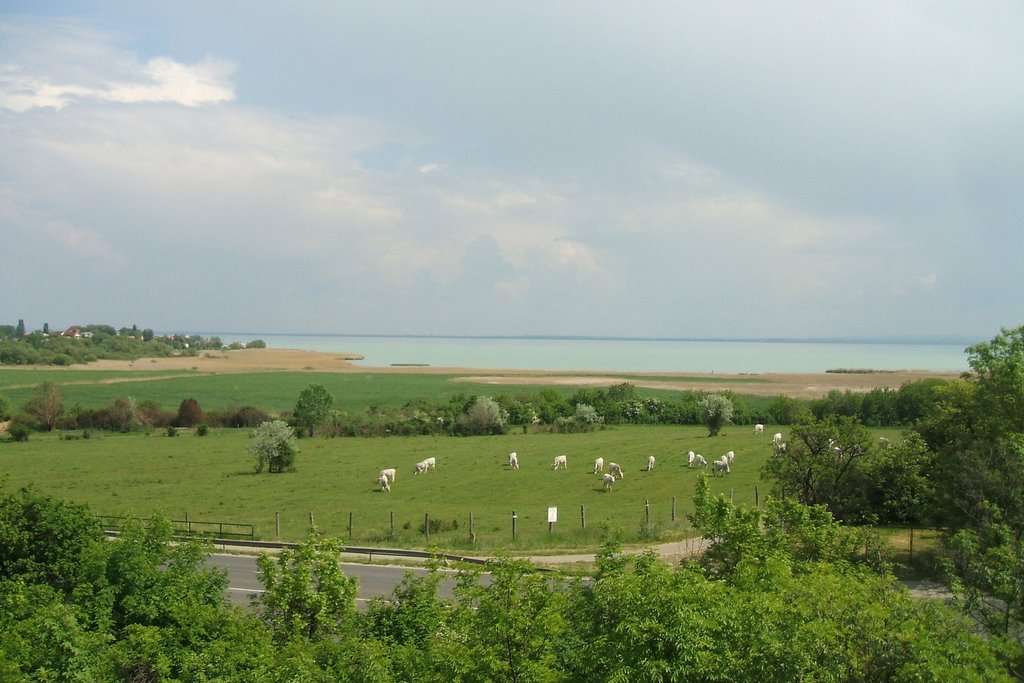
xmin=0 ymin=483 xmax=1012 ymax=682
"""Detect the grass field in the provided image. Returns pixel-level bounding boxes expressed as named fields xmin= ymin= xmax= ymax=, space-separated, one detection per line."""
xmin=0 ymin=368 xmax=776 ymax=416
xmin=0 ymin=423 xmax=904 ymax=553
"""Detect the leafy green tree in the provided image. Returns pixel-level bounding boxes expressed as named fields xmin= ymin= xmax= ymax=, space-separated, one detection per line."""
xmin=249 ymin=420 xmax=298 ymax=473
xmin=761 ymin=416 xmax=876 ymax=522
xmin=24 ymin=380 xmax=63 ymax=430
xmin=255 ymin=533 xmax=358 ymax=644
xmin=765 ymin=393 xmax=811 ymax=425
xmin=293 ymin=383 xmax=334 ymax=436
xmin=698 ymin=392 xmax=734 ymax=436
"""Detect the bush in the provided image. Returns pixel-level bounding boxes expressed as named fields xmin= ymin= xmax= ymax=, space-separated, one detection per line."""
xmin=196 ymin=424 xmax=209 ymax=436
xmin=7 ymin=423 xmax=31 ymax=442
xmin=166 ymin=425 xmax=178 ymax=437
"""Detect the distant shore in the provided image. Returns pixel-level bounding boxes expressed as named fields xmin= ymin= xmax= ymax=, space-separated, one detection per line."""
xmin=66 ymin=347 xmax=963 ymax=399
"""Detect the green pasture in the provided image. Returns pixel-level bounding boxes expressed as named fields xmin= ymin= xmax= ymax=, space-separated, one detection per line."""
xmin=0 ymin=368 xmax=762 ymax=415
xmin=0 ymin=424 xmax=841 ymax=552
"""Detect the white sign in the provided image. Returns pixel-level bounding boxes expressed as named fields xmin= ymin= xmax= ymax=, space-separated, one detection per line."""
xmin=547 ymin=507 xmax=558 ymax=523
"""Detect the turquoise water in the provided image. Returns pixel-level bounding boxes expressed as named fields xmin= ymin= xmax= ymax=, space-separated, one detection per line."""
xmin=207 ymin=334 xmax=971 ymax=374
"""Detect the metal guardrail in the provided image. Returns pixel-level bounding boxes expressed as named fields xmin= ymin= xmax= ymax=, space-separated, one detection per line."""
xmin=96 ymin=515 xmax=254 ymax=540
xmin=98 ymin=515 xmax=490 ymax=567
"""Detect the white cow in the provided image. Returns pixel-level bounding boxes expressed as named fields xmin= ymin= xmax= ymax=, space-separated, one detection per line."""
xmin=723 ymin=451 xmax=735 ymax=465
xmin=424 ymin=456 xmax=437 ymax=470
xmin=754 ymin=424 xmax=765 ymax=434
xmin=646 ymin=455 xmax=656 ymax=471
xmin=687 ymin=450 xmax=696 ymax=466
xmin=413 ymin=460 xmax=430 ymax=475
xmin=379 ymin=468 xmax=396 ymax=483
xmin=609 ymin=462 xmax=624 ymax=479
xmin=553 ymin=454 xmax=568 ymax=470
xmin=691 ymin=454 xmax=707 ymax=468
xmin=772 ymin=432 xmax=783 ymax=445
xmin=712 ymin=458 xmax=730 ymax=476
xmin=508 ymin=452 xmax=519 ymax=469
xmin=378 ymin=473 xmax=391 ymax=491
xmin=593 ymin=457 xmax=604 ymax=473
xmin=603 ymin=473 xmax=615 ymax=491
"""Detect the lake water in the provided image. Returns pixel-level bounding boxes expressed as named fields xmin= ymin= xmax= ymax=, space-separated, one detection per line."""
xmin=205 ymin=334 xmax=972 ymax=374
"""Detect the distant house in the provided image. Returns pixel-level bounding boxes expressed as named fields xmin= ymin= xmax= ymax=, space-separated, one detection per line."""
xmin=61 ymin=328 xmax=81 ymax=338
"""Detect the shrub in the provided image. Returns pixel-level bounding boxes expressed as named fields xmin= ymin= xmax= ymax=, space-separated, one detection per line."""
xmin=7 ymin=423 xmax=31 ymax=442
xmin=196 ymin=424 xmax=209 ymax=436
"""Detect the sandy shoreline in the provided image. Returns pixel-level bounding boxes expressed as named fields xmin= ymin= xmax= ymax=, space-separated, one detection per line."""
xmin=10 ymin=347 xmax=956 ymax=399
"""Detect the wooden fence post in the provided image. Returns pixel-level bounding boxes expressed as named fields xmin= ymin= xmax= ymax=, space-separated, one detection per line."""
xmin=390 ymin=511 xmax=394 ymax=537
xmin=645 ymin=498 xmax=650 ymax=526
xmin=309 ymin=512 xmax=315 ymax=529
xmin=512 ymin=510 xmax=517 ymax=540
xmin=672 ymin=496 xmax=676 ymax=522
xmin=348 ymin=512 xmax=353 ymax=540
xmin=424 ymin=513 xmax=430 ymax=542
xmin=469 ymin=511 xmax=476 ymax=543
xmin=275 ymin=511 xmax=280 ymax=540
xmin=184 ymin=511 xmax=190 ymax=535
xmin=755 ymin=485 xmax=760 ymax=507
xmin=581 ymin=504 xmax=586 ymax=530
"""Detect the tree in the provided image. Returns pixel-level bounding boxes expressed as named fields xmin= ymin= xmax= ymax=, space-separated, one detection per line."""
xmin=174 ymin=397 xmax=205 ymax=427
xmin=24 ymin=380 xmax=63 ymax=430
xmin=761 ymin=416 xmax=877 ymax=522
xmin=255 ymin=533 xmax=358 ymax=643
xmin=698 ymin=392 xmax=734 ymax=436
xmin=293 ymin=383 xmax=334 ymax=437
xmin=456 ymin=395 xmax=507 ymax=435
xmin=249 ymin=420 xmax=298 ymax=473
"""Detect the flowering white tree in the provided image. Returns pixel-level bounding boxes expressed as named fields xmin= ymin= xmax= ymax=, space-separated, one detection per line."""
xmin=249 ymin=420 xmax=298 ymax=473
xmin=699 ymin=393 xmax=734 ymax=437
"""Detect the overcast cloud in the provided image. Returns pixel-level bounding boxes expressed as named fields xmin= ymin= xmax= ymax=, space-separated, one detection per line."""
xmin=2 ymin=2 xmax=1021 ymax=339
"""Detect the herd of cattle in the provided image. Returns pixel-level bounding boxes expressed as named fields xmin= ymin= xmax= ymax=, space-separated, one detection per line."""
xmin=375 ymin=425 xmax=787 ymax=493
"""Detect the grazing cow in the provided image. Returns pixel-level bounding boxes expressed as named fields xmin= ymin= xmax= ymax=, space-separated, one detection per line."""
xmin=425 ymin=456 xmax=437 ymax=470
xmin=754 ymin=424 xmax=765 ymax=434
xmin=413 ymin=460 xmax=430 ymax=475
xmin=687 ymin=450 xmax=696 ymax=466
xmin=775 ymin=442 xmax=787 ymax=454
xmin=378 ymin=473 xmax=391 ymax=491
xmin=508 ymin=452 xmax=519 ymax=469
xmin=379 ymin=468 xmax=396 ymax=483
xmin=772 ymin=432 xmax=783 ymax=445
xmin=603 ymin=473 xmax=615 ymax=491
xmin=691 ymin=454 xmax=707 ymax=468
xmin=724 ymin=451 xmax=735 ymax=465
xmin=646 ymin=455 xmax=656 ymax=471
xmin=609 ymin=462 xmax=625 ymax=479
xmin=553 ymin=454 xmax=568 ymax=470
xmin=593 ymin=457 xmax=604 ymax=473
xmin=712 ymin=458 xmax=730 ymax=476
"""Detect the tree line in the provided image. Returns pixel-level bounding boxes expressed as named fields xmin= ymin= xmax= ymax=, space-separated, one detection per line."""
xmin=0 ymin=319 xmax=265 ymax=366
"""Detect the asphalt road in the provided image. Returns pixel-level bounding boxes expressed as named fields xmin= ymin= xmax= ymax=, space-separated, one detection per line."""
xmin=209 ymin=553 xmax=467 ymax=608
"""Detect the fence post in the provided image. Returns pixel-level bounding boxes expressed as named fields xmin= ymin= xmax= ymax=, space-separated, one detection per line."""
xmin=469 ymin=511 xmax=476 ymax=543
xmin=672 ymin=496 xmax=676 ymax=522
xmin=309 ymin=512 xmax=315 ymax=529
xmin=390 ymin=511 xmax=394 ymax=537
xmin=512 ymin=510 xmax=517 ymax=541
xmin=645 ymin=499 xmax=650 ymax=526
xmin=581 ymin=504 xmax=586 ymax=530
xmin=755 ymin=485 xmax=760 ymax=507
xmin=275 ymin=511 xmax=280 ymax=540
xmin=424 ymin=513 xmax=430 ymax=542
xmin=348 ymin=512 xmax=353 ymax=540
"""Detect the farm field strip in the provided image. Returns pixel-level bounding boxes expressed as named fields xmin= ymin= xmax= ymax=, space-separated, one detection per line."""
xmin=0 ymin=424 xmax=905 ymax=551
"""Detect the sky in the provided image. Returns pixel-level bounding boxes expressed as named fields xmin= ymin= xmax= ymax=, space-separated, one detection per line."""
xmin=2 ymin=2 xmax=1022 ymax=341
